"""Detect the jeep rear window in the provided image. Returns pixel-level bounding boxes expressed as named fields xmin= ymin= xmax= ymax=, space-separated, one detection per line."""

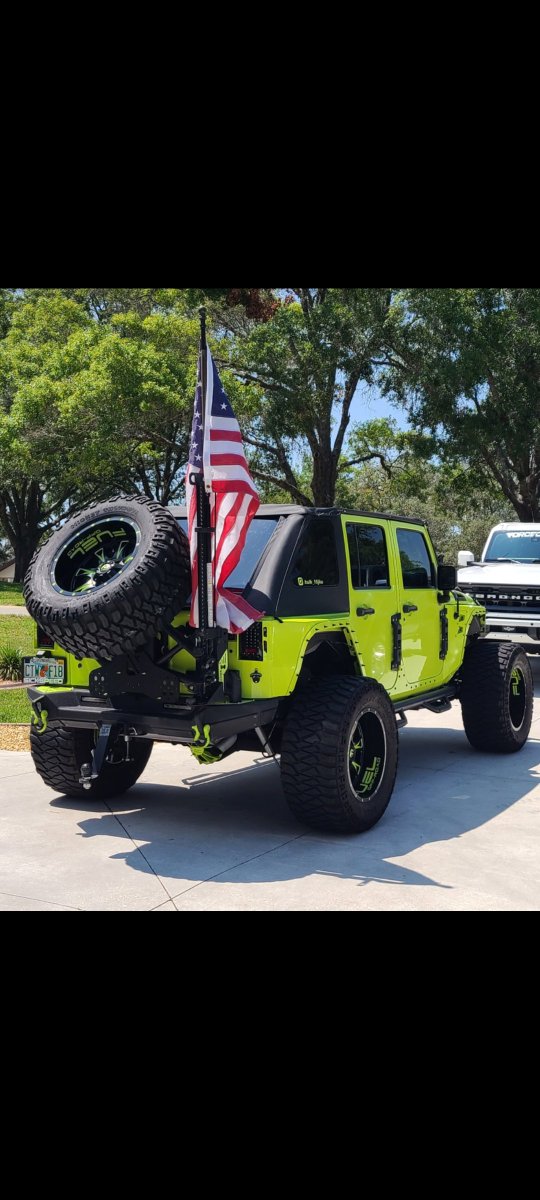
xmin=178 ymin=517 xmax=280 ymax=588
xmin=292 ymin=518 xmax=339 ymax=587
xmin=484 ymin=531 xmax=540 ymax=563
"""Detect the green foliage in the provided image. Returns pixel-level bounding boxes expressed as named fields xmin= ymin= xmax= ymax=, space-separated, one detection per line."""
xmin=3 ymin=285 xmax=538 ymax=589
xmin=345 ymin=456 xmax=513 ymax=562
xmin=227 ymin=288 xmax=395 ymax=505
xmin=0 ymin=688 xmax=31 ymax=723
xmin=23 ymin=288 xmax=188 ymax=322
xmin=383 ymin=288 xmax=540 ymax=520
xmin=0 ymin=288 xmax=15 ymax=339
xmin=0 ymin=291 xmax=201 ymax=575
xmin=0 ymin=644 xmax=23 ymax=681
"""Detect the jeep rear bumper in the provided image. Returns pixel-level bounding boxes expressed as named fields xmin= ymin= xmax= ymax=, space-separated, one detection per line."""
xmin=28 ymin=687 xmax=282 ymax=744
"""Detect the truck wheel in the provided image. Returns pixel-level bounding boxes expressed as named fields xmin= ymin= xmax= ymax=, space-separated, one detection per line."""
xmin=460 ymin=640 xmax=533 ymax=752
xmin=23 ymin=494 xmax=190 ymax=661
xmin=30 ymin=723 xmax=153 ymax=799
xmin=281 ymin=676 xmax=399 ymax=832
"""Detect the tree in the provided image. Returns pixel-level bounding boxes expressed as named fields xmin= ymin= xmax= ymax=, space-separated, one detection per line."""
xmin=226 ymin=288 xmax=395 ymax=505
xmin=0 ymin=293 xmax=107 ymax=578
xmin=65 ymin=306 xmax=199 ymax=505
xmin=0 ymin=289 xmax=15 ymax=339
xmin=185 ymin=288 xmax=278 ymax=321
xmin=24 ymin=288 xmax=278 ymax=324
xmin=345 ymin=454 xmax=514 ymax=562
xmin=0 ymin=292 xmax=203 ymax=576
xmin=22 ymin=288 xmax=185 ymax=322
xmin=382 ymin=288 xmax=540 ymax=520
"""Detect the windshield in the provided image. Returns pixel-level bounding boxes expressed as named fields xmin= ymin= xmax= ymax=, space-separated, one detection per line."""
xmin=484 ymin=530 xmax=540 ymax=563
xmin=179 ymin=517 xmax=280 ymax=589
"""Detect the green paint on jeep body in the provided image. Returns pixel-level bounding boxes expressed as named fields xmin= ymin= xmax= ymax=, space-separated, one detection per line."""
xmin=34 ymin=597 xmax=483 ymax=704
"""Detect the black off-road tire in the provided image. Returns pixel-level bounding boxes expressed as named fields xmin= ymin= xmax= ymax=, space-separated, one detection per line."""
xmin=23 ymin=494 xmax=190 ymax=660
xmin=30 ymin=722 xmax=153 ymax=799
xmin=460 ymin=640 xmax=533 ymax=752
xmin=281 ymin=675 xmax=399 ymax=833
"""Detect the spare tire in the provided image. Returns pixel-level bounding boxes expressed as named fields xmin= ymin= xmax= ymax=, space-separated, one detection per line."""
xmin=24 ymin=494 xmax=191 ymax=661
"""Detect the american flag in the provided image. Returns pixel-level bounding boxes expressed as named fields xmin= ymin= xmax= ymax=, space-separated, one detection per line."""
xmin=186 ymin=346 xmax=263 ymax=634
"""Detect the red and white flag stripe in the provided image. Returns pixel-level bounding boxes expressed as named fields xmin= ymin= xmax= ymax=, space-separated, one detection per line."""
xmin=186 ymin=346 xmax=263 ymax=634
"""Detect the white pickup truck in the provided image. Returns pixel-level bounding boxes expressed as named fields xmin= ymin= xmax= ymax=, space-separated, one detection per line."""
xmin=458 ymin=522 xmax=540 ymax=647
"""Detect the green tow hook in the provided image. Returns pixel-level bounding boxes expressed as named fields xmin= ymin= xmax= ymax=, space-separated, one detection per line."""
xmin=190 ymin=724 xmax=224 ymax=765
xmin=31 ymin=706 xmax=49 ymax=735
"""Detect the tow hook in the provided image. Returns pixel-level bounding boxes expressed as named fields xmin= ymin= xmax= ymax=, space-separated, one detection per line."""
xmin=124 ymin=728 xmax=135 ymax=763
xmin=31 ymin=704 xmax=48 ymax=735
xmin=80 ymin=763 xmax=93 ymax=791
xmin=190 ymin=724 xmax=237 ymax=765
xmin=79 ymin=723 xmax=113 ymax=790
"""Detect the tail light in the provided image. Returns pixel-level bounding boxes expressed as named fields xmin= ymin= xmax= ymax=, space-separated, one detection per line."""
xmin=239 ymin=623 xmax=264 ymax=661
xmin=36 ymin=626 xmax=55 ymax=649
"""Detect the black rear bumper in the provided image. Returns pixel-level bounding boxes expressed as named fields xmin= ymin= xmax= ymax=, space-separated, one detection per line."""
xmin=28 ymin=687 xmax=282 ymax=744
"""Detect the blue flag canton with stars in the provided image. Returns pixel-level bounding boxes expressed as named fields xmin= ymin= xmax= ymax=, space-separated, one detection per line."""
xmin=211 ymin=357 xmax=235 ymax=419
xmin=190 ymin=370 xmax=203 ymax=468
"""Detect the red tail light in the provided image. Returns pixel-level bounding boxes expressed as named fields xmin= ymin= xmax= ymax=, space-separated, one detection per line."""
xmin=36 ymin=626 xmax=55 ymax=648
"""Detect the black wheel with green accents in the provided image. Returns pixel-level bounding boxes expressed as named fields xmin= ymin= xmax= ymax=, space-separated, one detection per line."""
xmin=281 ymin=676 xmax=399 ymax=832
xmin=23 ymin=494 xmax=190 ymax=661
xmin=51 ymin=515 xmax=141 ymax=597
xmin=459 ymin=639 xmax=533 ymax=752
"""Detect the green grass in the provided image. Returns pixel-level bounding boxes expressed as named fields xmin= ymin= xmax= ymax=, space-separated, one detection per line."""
xmin=0 ymin=581 xmax=24 ymax=605
xmin=0 ymin=688 xmax=31 ymax=723
xmin=0 ymin=615 xmax=33 ymax=656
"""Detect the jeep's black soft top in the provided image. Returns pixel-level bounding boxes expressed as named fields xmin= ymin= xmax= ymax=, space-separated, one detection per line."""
xmin=171 ymin=504 xmax=428 ymax=619
xmin=171 ymin=504 xmax=428 ymax=525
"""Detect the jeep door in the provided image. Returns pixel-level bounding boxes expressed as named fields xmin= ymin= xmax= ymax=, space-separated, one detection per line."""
xmin=344 ymin=517 xmax=398 ymax=692
xmin=393 ymin=524 xmax=444 ymax=686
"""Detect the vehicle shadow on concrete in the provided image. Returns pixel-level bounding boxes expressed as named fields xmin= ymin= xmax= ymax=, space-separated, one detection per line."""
xmin=52 ymin=721 xmax=540 ymax=897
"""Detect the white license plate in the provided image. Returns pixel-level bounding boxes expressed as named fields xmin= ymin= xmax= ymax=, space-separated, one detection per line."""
xmin=23 ymin=657 xmax=65 ymax=685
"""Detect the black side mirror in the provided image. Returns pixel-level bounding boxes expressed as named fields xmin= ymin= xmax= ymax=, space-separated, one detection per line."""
xmin=438 ymin=564 xmax=456 ymax=593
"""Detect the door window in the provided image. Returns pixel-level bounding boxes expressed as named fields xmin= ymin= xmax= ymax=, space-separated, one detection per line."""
xmin=346 ymin=523 xmax=390 ymax=589
xmin=396 ymin=529 xmax=435 ymax=589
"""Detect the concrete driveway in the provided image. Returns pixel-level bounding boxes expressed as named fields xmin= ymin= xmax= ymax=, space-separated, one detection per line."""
xmin=2 ymin=658 xmax=540 ymax=911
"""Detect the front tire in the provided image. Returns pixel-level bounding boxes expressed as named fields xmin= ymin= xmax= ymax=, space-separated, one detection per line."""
xmin=30 ymin=723 xmax=153 ymax=799
xmin=460 ymin=640 xmax=533 ymax=752
xmin=281 ymin=676 xmax=399 ymax=833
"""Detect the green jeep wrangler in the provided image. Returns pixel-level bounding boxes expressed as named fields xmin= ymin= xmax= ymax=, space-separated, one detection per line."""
xmin=22 ymin=494 xmax=534 ymax=833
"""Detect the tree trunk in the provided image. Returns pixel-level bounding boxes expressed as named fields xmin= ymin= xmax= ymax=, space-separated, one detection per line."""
xmin=0 ymin=484 xmax=44 ymax=583
xmin=13 ymin=532 xmax=40 ymax=582
xmin=513 ymin=494 xmax=540 ymax=521
xmin=311 ymin=447 xmax=338 ymax=507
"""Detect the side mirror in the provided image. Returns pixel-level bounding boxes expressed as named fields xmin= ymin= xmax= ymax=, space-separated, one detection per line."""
xmin=438 ymin=564 xmax=457 ymax=593
xmin=457 ymin=550 xmax=474 ymax=567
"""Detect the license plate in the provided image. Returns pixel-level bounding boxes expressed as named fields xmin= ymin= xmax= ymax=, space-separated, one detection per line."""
xmin=23 ymin=657 xmax=65 ymax=685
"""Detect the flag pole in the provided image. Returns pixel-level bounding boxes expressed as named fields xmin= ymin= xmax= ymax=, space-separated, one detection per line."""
xmin=196 ymin=307 xmax=213 ymax=631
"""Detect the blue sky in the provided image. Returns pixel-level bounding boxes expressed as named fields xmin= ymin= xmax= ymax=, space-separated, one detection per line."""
xmin=350 ymin=381 xmax=410 ymax=430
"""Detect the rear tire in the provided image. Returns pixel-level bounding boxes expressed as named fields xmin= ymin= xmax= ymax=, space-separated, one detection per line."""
xmin=281 ymin=676 xmax=399 ymax=833
xmin=30 ymin=723 xmax=153 ymax=799
xmin=460 ymin=640 xmax=533 ymax=752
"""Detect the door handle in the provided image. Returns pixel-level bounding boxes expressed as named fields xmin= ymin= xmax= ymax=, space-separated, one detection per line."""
xmin=403 ymin=603 xmax=418 ymax=613
xmin=356 ymin=606 xmax=375 ymax=616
